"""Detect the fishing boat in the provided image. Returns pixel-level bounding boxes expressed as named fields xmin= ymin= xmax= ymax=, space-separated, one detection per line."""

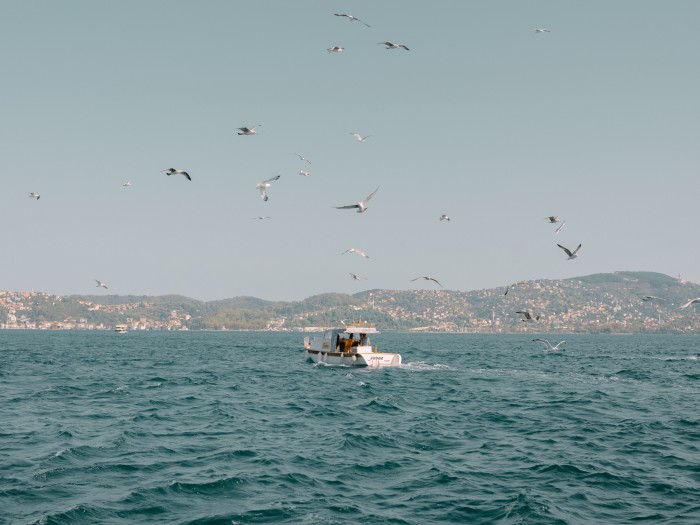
xmin=303 ymin=322 xmax=402 ymax=367
xmin=114 ymin=324 xmax=127 ymax=333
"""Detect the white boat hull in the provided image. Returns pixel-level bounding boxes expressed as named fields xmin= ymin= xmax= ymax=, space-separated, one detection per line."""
xmin=306 ymin=349 xmax=401 ymax=367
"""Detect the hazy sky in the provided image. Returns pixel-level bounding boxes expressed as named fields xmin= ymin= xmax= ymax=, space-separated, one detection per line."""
xmin=2 ymin=1 xmax=699 ymax=301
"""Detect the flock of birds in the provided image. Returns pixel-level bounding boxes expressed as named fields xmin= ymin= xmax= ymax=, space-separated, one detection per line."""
xmin=22 ymin=12 xmax=699 ymax=349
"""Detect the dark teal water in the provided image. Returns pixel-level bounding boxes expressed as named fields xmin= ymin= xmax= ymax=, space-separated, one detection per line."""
xmin=1 ymin=332 xmax=699 ymax=524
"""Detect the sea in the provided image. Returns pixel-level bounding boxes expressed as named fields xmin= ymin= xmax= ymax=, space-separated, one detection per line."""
xmin=1 ymin=331 xmax=699 ymax=525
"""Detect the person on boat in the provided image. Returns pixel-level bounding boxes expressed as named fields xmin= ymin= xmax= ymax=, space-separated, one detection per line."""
xmin=345 ymin=335 xmax=356 ymax=352
xmin=359 ymin=333 xmax=369 ymax=346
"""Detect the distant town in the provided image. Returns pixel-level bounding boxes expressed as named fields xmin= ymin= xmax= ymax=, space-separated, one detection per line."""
xmin=0 ymin=291 xmax=191 ymax=331
xmin=2 ymin=271 xmax=700 ymax=333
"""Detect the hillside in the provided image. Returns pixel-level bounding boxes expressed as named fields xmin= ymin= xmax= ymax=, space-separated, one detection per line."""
xmin=2 ymin=272 xmax=700 ymax=333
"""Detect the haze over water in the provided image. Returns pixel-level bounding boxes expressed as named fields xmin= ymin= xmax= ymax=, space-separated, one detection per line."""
xmin=2 ymin=331 xmax=699 ymax=524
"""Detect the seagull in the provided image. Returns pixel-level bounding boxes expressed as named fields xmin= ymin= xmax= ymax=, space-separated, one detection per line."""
xmin=252 ymin=216 xmax=271 ymax=220
xmin=439 ymin=214 xmax=451 ymax=221
xmin=162 ymin=168 xmax=191 ymax=181
xmin=122 ymin=181 xmax=132 ymax=187
xmin=504 ymin=285 xmax=512 ymax=296
xmin=517 ymin=311 xmax=540 ymax=322
xmin=349 ymin=273 xmax=368 ymax=281
xmin=534 ymin=28 xmax=551 ymax=33
xmin=28 ymin=192 xmax=40 ymax=200
xmin=327 ymin=46 xmax=344 ymax=53
xmin=378 ymin=42 xmax=410 ymax=50
xmin=350 ymin=132 xmax=370 ymax=142
xmin=95 ymin=279 xmax=108 ymax=289
xmin=334 ymin=13 xmax=371 ymax=27
xmin=641 ymin=295 xmax=666 ymax=302
xmin=555 ymin=221 xmax=566 ymax=234
xmin=557 ymin=243 xmax=581 ymax=260
xmin=295 ymin=153 xmax=312 ymax=165
xmin=533 ymin=339 xmax=566 ymax=350
xmin=335 ymin=187 xmax=379 ymax=213
xmin=299 ymin=170 xmax=310 ymax=177
xmin=237 ymin=125 xmax=261 ymax=135
xmin=544 ymin=215 xmax=560 ymax=223
xmin=411 ymin=276 xmax=443 ymax=288
xmin=679 ymin=298 xmax=700 ymax=310
xmin=341 ymin=248 xmax=369 ymax=258
xmin=256 ymin=175 xmax=280 ymax=201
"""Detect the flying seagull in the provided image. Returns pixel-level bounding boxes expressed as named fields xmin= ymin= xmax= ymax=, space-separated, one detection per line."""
xmin=350 ymin=132 xmax=370 ymax=142
xmin=557 ymin=243 xmax=581 ymax=260
xmin=341 ymin=248 xmax=369 ymax=258
xmin=411 ymin=276 xmax=443 ymax=288
xmin=122 ymin=181 xmax=132 ymax=187
xmin=439 ymin=214 xmax=451 ymax=221
xmin=378 ymin=42 xmax=410 ymax=50
xmin=95 ymin=279 xmax=108 ymax=289
xmin=533 ymin=339 xmax=566 ymax=350
xmin=28 ymin=192 xmax=40 ymax=200
xmin=349 ymin=273 xmax=368 ymax=281
xmin=256 ymin=175 xmax=280 ymax=201
xmin=237 ymin=125 xmax=261 ymax=135
xmin=641 ymin=295 xmax=666 ymax=302
xmin=517 ymin=311 xmax=540 ymax=322
xmin=298 ymin=170 xmax=310 ymax=177
xmin=679 ymin=298 xmax=700 ymax=310
xmin=335 ymin=187 xmax=379 ymax=213
xmin=534 ymin=28 xmax=551 ymax=33
xmin=162 ymin=168 xmax=191 ymax=181
xmin=327 ymin=46 xmax=344 ymax=53
xmin=544 ymin=215 xmax=560 ymax=223
xmin=555 ymin=221 xmax=566 ymax=234
xmin=334 ymin=13 xmax=371 ymax=27
xmin=252 ymin=216 xmax=271 ymax=220
xmin=295 ymin=153 xmax=312 ymax=165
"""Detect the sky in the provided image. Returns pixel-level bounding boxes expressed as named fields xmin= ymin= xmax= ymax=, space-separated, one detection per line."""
xmin=2 ymin=1 xmax=699 ymax=302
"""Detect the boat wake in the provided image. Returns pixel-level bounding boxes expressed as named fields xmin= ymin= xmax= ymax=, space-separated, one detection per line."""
xmin=401 ymin=361 xmax=453 ymax=371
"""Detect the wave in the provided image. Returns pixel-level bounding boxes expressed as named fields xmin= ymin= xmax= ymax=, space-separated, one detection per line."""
xmin=401 ymin=361 xmax=453 ymax=371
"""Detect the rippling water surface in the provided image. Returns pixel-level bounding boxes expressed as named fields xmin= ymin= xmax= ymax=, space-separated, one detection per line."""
xmin=1 ymin=331 xmax=699 ymax=524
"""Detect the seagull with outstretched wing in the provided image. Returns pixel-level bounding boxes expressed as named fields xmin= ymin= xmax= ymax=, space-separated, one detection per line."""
xmin=679 ymin=298 xmax=700 ymax=310
xmin=350 ymin=132 xmax=370 ymax=142
xmin=341 ymin=248 xmax=369 ymax=258
xmin=378 ymin=42 xmax=410 ymax=50
xmin=517 ymin=311 xmax=540 ymax=322
xmin=237 ymin=125 xmax=261 ymax=135
xmin=256 ymin=175 xmax=280 ymax=202
xmin=162 ymin=168 xmax=191 ymax=181
xmin=334 ymin=13 xmax=371 ymax=27
xmin=533 ymin=338 xmax=565 ymax=350
xmin=557 ymin=243 xmax=581 ymax=260
xmin=335 ymin=187 xmax=379 ymax=213
xmin=295 ymin=153 xmax=312 ymax=164
xmin=411 ymin=276 xmax=443 ymax=288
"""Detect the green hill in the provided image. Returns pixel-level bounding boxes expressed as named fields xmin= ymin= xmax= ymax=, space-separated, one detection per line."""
xmin=3 ymin=272 xmax=700 ymax=333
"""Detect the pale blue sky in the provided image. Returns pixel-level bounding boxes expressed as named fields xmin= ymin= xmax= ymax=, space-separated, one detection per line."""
xmin=2 ymin=1 xmax=699 ymax=301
